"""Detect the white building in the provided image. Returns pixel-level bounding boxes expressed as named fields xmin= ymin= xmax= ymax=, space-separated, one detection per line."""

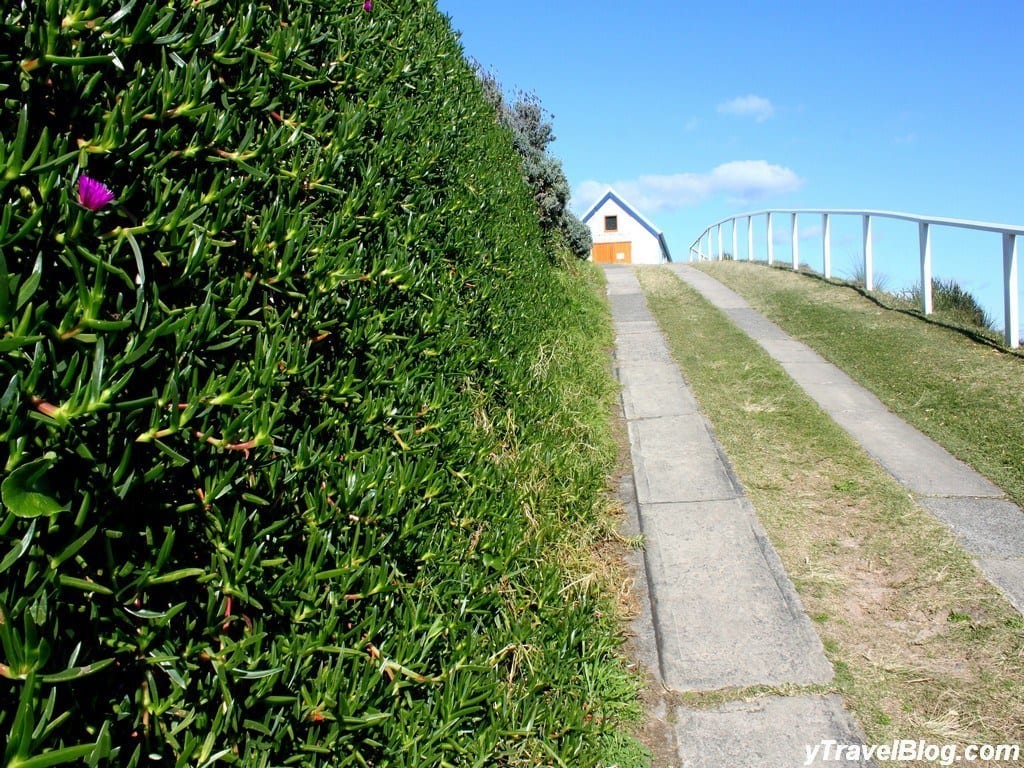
xmin=581 ymin=188 xmax=671 ymax=265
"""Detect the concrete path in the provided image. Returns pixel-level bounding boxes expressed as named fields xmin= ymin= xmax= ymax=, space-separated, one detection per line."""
xmin=606 ymin=267 xmax=872 ymax=767
xmin=666 ymin=262 xmax=1024 ymax=614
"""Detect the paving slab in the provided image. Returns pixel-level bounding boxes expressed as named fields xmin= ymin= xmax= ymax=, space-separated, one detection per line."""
xmin=973 ymin=557 xmax=1024 ymax=613
xmin=919 ymin=497 xmax=1024 ymax=557
xmin=674 ymin=695 xmax=871 ymax=768
xmin=618 ymin=362 xmax=700 ymax=420
xmin=615 ymin=330 xmax=677 ymax=365
xmin=628 ymin=417 xmax=740 ymax=505
xmin=615 ymin=438 xmax=663 ymax=686
xmin=642 ymin=499 xmax=833 ymax=690
xmin=617 ymin=319 xmax=663 ymax=333
xmin=613 ymin=291 xmax=661 ymax=323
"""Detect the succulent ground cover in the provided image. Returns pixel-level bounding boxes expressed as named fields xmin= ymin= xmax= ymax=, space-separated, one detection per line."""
xmin=0 ymin=2 xmax=642 ymax=765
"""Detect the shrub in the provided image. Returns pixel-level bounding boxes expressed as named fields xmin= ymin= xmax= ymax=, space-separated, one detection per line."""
xmin=475 ymin=70 xmax=592 ymax=259
xmin=0 ymin=1 xmax=635 ymax=765
xmin=563 ymin=211 xmax=594 ymax=260
xmin=909 ymin=277 xmax=994 ymax=330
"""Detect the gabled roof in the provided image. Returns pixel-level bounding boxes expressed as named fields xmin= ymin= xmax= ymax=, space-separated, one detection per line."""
xmin=580 ymin=187 xmax=672 ymax=262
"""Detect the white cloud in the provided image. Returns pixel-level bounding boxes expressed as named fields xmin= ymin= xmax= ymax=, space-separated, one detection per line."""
xmin=574 ymin=160 xmax=804 ymax=213
xmin=717 ymin=94 xmax=775 ymax=123
xmin=798 ymin=223 xmax=823 ymax=240
xmin=573 ymin=180 xmax=607 ymax=213
xmin=709 ymin=160 xmax=802 ymax=200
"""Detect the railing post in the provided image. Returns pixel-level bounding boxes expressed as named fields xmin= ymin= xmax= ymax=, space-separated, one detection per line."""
xmin=822 ymin=212 xmax=831 ymax=279
xmin=747 ymin=215 xmax=753 ymax=261
xmin=1004 ymin=233 xmax=1019 ymax=348
xmin=791 ymin=212 xmax=800 ymax=271
xmin=919 ymin=222 xmax=932 ymax=314
xmin=690 ymin=212 xmax=1022 ymax=346
xmin=862 ymin=214 xmax=874 ymax=291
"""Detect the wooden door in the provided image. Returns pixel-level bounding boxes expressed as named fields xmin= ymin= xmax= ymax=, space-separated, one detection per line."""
xmin=592 ymin=241 xmax=631 ymax=264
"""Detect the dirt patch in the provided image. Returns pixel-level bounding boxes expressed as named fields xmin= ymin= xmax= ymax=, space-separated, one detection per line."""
xmin=633 ymin=678 xmax=682 ymax=766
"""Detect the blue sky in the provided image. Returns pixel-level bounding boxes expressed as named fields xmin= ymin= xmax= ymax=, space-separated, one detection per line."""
xmin=435 ymin=0 xmax=1024 ymax=331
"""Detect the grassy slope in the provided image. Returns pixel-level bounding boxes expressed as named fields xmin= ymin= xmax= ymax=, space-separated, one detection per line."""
xmin=693 ymin=261 xmax=1024 ymax=508
xmin=636 ymin=266 xmax=1024 ymax=755
xmin=512 ymin=255 xmax=649 ymax=766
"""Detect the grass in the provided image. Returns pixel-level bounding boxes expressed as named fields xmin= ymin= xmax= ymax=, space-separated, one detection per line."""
xmin=844 ymin=258 xmax=893 ymax=295
xmin=516 ymin=256 xmax=650 ymax=766
xmin=635 ymin=265 xmax=1024 ymax=758
xmin=900 ymin=277 xmax=996 ymax=330
xmin=692 ymin=261 xmax=1024 ymax=510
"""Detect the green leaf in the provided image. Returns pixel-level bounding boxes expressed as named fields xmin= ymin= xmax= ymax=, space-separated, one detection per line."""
xmin=0 ymin=520 xmax=35 ymax=575
xmin=41 ymin=54 xmax=117 ymax=67
xmin=0 ymin=247 xmax=9 ymax=323
xmin=0 ymin=335 xmax=45 ymax=353
xmin=38 ymin=656 xmax=114 ymax=683
xmin=1 ymin=456 xmax=68 ymax=519
xmin=15 ymin=256 xmax=41 ymax=311
xmin=49 ymin=526 xmax=97 ymax=569
xmin=56 ymin=576 xmax=112 ymax=596
xmin=10 ymin=741 xmax=107 ymax=768
xmin=4 ymin=105 xmax=29 ymax=181
xmin=230 ymin=666 xmax=282 ymax=680
xmin=143 ymin=567 xmax=204 ymax=586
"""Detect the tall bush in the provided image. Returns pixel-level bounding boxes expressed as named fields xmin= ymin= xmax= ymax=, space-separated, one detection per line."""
xmin=0 ymin=1 xmax=632 ymax=765
xmin=475 ymin=71 xmax=592 ymax=259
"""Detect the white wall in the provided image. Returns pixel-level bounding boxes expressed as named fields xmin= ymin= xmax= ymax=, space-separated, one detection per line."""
xmin=586 ymin=198 xmax=664 ymax=264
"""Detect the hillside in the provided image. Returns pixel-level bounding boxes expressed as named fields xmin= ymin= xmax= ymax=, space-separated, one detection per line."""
xmin=0 ymin=2 xmax=642 ymax=765
xmin=691 ymin=261 xmax=1024 ymax=509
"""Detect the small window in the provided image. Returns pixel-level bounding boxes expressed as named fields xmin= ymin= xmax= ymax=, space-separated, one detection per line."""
xmin=604 ymin=215 xmax=618 ymax=232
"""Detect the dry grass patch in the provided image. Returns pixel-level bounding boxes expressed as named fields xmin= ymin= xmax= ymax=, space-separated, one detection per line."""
xmin=636 ymin=266 xmax=1024 ymax=759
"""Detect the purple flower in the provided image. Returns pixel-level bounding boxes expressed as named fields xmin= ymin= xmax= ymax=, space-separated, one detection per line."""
xmin=363 ymin=0 xmax=372 ymax=10
xmin=77 ymin=175 xmax=115 ymax=211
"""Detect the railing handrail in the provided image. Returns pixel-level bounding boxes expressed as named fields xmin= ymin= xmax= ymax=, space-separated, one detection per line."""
xmin=689 ymin=208 xmax=1024 ymax=252
xmin=686 ymin=207 xmax=1022 ymax=349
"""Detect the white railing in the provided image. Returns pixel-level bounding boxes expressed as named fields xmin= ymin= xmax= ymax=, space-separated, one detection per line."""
xmin=688 ymin=208 xmax=1023 ymax=348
